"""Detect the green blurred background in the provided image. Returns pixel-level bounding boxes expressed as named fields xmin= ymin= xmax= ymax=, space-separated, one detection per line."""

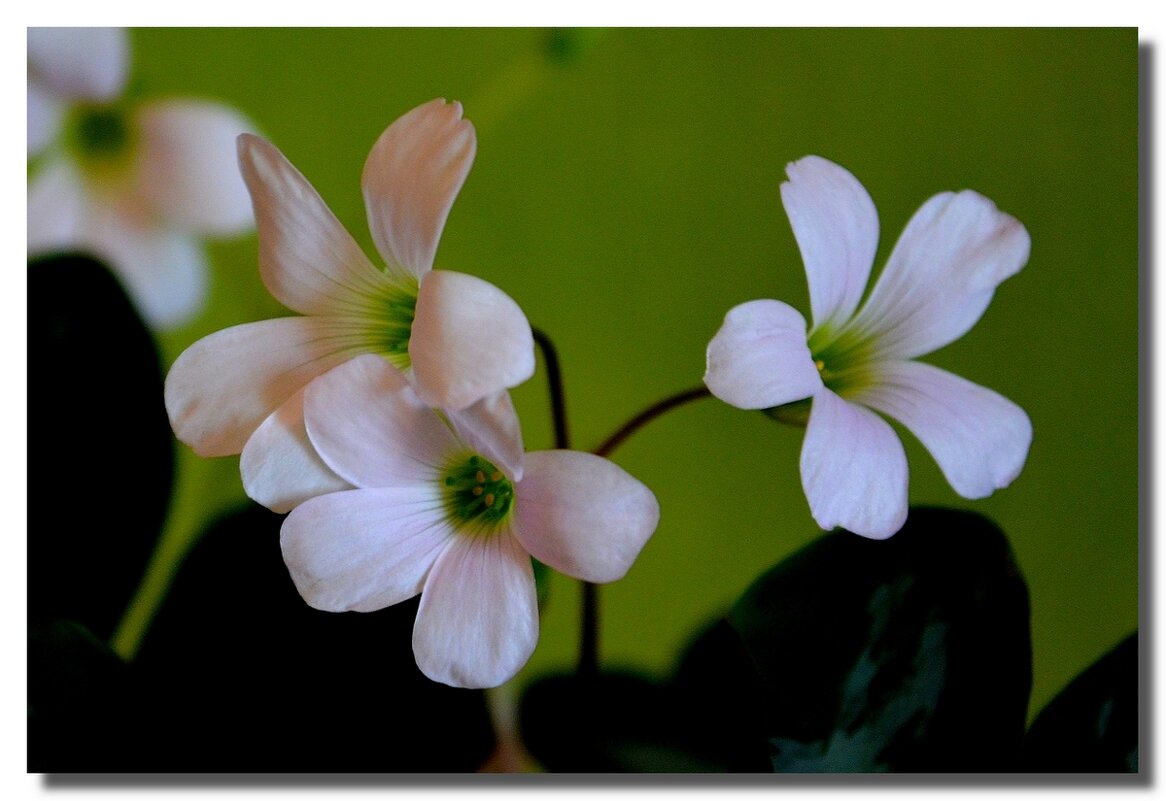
xmin=120 ymin=27 xmax=1137 ymax=721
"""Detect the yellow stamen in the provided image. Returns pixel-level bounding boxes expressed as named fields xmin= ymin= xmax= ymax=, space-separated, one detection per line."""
xmin=472 ymin=486 xmax=484 ymax=496
xmin=476 ymin=470 xmax=486 ymax=483
xmin=815 ymin=359 xmax=825 ymax=372
xmin=484 ymin=493 xmax=495 ymax=507
xmin=490 ymin=471 xmax=502 ymax=481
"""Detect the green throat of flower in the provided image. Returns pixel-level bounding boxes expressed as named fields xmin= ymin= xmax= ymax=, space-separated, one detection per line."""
xmin=67 ymin=104 xmax=133 ymax=170
xmin=441 ymin=453 xmax=515 ymax=531
xmin=765 ymin=326 xmax=874 ymax=426
xmin=371 ymin=278 xmax=420 ymax=370
xmin=806 ymin=325 xmax=874 ymax=397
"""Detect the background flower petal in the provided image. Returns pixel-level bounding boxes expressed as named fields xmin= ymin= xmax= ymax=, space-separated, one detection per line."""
xmin=512 ymin=451 xmax=659 ymax=584
xmin=27 ymin=80 xmax=64 ymax=157
xmin=27 ymin=27 xmax=128 ymax=102
xmin=28 ymin=167 xmax=206 ymax=329
xmin=413 ymin=532 xmax=538 ymax=689
xmin=304 ymin=354 xmax=457 ymax=488
xmin=362 ymin=98 xmax=476 ymax=280
xmin=849 ymin=190 xmax=1030 ymax=360
xmin=410 ymin=269 xmax=535 ymax=411
xmin=134 ymin=99 xmax=259 ymax=236
xmin=27 ymin=159 xmax=86 ymax=252
xmin=80 ymin=201 xmax=209 ymax=330
xmin=164 ymin=316 xmax=365 ymax=457
xmin=281 ymin=486 xmax=450 ymax=613
xmin=445 ymin=391 xmax=526 ymax=482
xmin=855 ymin=360 xmax=1032 ymax=499
xmin=704 ymin=298 xmax=823 ymax=410
xmin=240 ymin=388 xmax=352 ymax=514
xmin=780 ymin=155 xmax=880 ymax=332
xmin=237 ymin=133 xmax=395 ymax=317
xmin=800 ymin=388 xmax=908 ymax=539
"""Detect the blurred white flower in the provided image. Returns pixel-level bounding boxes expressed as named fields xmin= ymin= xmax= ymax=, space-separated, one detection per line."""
xmin=27 ymin=27 xmax=257 ymax=329
xmin=279 ymin=354 xmax=659 ymax=688
xmin=165 ymin=98 xmax=535 ymax=461
xmin=705 ymin=156 xmax=1032 ymax=539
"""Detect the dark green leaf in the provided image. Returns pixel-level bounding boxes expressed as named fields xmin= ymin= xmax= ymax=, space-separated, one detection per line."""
xmin=729 ymin=506 xmax=1032 ymax=772
xmin=132 ymin=503 xmax=495 ymax=771
xmin=28 ymin=254 xmax=173 ymax=639
xmin=518 ymin=621 xmax=771 ymax=772
xmin=28 ymin=619 xmax=151 ymax=772
xmin=1023 ymin=632 xmax=1138 ymax=772
xmin=519 ymin=670 xmax=722 ymax=772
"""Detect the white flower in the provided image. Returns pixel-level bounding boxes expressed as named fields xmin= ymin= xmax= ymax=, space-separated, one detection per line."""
xmin=165 ymin=98 xmax=535 ymax=463
xmin=704 ymin=156 xmax=1033 ymax=540
xmin=27 ymin=27 xmax=256 ymax=329
xmin=278 ymin=354 xmax=659 ymax=689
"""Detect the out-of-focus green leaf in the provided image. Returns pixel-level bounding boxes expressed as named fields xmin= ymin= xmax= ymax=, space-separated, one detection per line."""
xmin=519 ymin=670 xmax=724 ymax=772
xmin=28 ymin=619 xmax=150 ymax=772
xmin=131 ymin=503 xmax=496 ymax=772
xmin=28 ymin=254 xmax=173 ymax=640
xmin=729 ymin=506 xmax=1032 ymax=772
xmin=1023 ymin=632 xmax=1138 ymax=772
xmin=517 ymin=619 xmax=771 ymax=772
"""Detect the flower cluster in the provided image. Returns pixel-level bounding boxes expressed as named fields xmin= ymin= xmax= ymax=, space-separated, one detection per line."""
xmin=27 ymin=27 xmax=257 ymax=329
xmin=165 ymin=99 xmax=660 ymax=688
xmin=163 ymin=96 xmax=1032 ymax=690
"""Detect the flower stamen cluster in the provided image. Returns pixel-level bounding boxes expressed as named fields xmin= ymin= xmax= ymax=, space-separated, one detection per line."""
xmin=442 ymin=453 xmax=515 ymax=527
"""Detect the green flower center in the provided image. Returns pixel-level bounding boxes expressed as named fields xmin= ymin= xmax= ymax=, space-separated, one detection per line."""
xmin=441 ymin=453 xmax=515 ymax=530
xmin=764 ymin=325 xmax=874 ymax=426
xmin=371 ymin=278 xmax=419 ymax=370
xmin=67 ymin=104 xmax=133 ymax=166
xmin=806 ymin=325 xmax=873 ymax=397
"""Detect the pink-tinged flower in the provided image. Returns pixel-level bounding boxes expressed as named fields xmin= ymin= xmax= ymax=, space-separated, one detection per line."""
xmin=27 ymin=27 xmax=256 ymax=328
xmin=705 ymin=156 xmax=1032 ymax=540
xmin=278 ymin=354 xmax=659 ymax=689
xmin=164 ymin=98 xmax=535 ymax=462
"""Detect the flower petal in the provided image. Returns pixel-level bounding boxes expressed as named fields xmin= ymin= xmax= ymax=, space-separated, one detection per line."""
xmin=855 ymin=360 xmax=1032 ymax=499
xmin=28 ymin=79 xmax=64 ymax=157
xmin=362 ymin=98 xmax=476 ymax=279
xmin=780 ymin=156 xmax=879 ymax=332
xmin=240 ymin=388 xmax=352 ymax=514
xmin=165 ymin=316 xmax=367 ymax=457
xmin=512 ymin=451 xmax=659 ymax=584
xmin=303 ymin=354 xmax=457 ymax=488
xmin=81 ymin=210 xmax=209 ymax=330
xmin=237 ymin=132 xmax=396 ymax=317
xmin=281 ymin=486 xmax=450 ymax=613
xmin=849 ymin=190 xmax=1030 ymax=360
xmin=28 ymin=162 xmax=207 ymax=328
xmin=134 ymin=99 xmax=258 ymax=236
xmin=27 ymin=27 xmax=128 ymax=102
xmin=800 ymin=388 xmax=908 ymax=539
xmin=704 ymin=299 xmax=823 ymax=409
xmin=28 ymin=159 xmax=86 ymax=253
xmin=412 ymin=531 xmax=538 ymax=688
xmin=410 ymin=270 xmax=535 ymax=411
xmin=446 ymin=391 xmax=526 ymax=482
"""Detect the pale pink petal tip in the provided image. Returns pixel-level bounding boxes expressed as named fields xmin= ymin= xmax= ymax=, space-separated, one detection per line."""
xmin=704 ymin=299 xmax=822 ymax=410
xmin=513 ymin=451 xmax=659 ymax=584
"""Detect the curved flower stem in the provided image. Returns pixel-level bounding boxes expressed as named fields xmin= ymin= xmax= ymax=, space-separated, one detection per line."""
xmin=593 ymin=386 xmax=712 ymax=459
xmin=531 ymin=331 xmax=714 ymax=683
xmin=532 ymin=328 xmax=600 ymax=682
xmin=532 ymin=328 xmax=570 ymax=450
